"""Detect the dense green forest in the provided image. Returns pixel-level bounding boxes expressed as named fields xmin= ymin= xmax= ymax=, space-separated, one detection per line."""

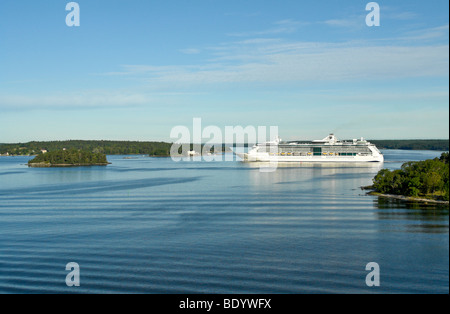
xmin=0 ymin=140 xmax=172 ymax=156
xmin=28 ymin=149 xmax=109 ymax=166
xmin=369 ymin=140 xmax=449 ymax=151
xmin=371 ymin=152 xmax=449 ymax=201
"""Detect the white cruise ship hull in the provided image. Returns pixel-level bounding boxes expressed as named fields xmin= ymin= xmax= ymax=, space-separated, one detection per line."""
xmin=236 ymin=153 xmax=384 ymax=163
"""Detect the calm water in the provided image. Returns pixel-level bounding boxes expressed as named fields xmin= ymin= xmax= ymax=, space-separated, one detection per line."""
xmin=0 ymin=150 xmax=448 ymax=294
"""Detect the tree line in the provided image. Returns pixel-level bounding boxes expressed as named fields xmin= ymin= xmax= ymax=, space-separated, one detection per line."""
xmin=372 ymin=152 xmax=449 ymax=201
xmin=369 ymin=140 xmax=449 ymax=151
xmin=1 ymin=139 xmax=448 ymax=156
xmin=0 ymin=140 xmax=173 ymax=156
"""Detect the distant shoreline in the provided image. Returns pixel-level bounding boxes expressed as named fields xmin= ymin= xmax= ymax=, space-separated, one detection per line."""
xmin=1 ymin=139 xmax=448 ymax=156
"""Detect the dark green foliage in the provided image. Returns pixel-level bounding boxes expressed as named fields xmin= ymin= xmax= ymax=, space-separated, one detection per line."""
xmin=0 ymin=140 xmax=172 ymax=156
xmin=369 ymin=140 xmax=449 ymax=151
xmin=28 ymin=149 xmax=108 ymax=166
xmin=372 ymin=153 xmax=450 ymax=201
xmin=440 ymin=152 xmax=449 ymax=164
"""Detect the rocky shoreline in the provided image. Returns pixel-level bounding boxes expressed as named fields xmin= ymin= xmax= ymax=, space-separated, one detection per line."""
xmin=364 ymin=189 xmax=449 ymax=205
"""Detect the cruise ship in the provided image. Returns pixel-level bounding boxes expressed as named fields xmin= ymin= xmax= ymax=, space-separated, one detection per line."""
xmin=237 ymin=134 xmax=384 ymax=163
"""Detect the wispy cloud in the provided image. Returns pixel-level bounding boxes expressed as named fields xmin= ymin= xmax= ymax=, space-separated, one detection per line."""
xmin=381 ymin=5 xmax=420 ymax=21
xmin=224 ymin=11 xmax=261 ymax=18
xmin=399 ymin=24 xmax=449 ymax=41
xmin=0 ymin=91 xmax=151 ymax=110
xmin=5 ymin=22 xmax=448 ymax=112
xmin=320 ymin=7 xmax=419 ymax=29
xmin=0 ymin=88 xmax=210 ymax=111
xmin=386 ymin=11 xmax=419 ymax=20
xmin=323 ymin=18 xmax=362 ymax=28
xmin=180 ymin=48 xmax=201 ymax=55
xmin=227 ymin=19 xmax=308 ymax=37
xmin=101 ymin=38 xmax=449 ymax=87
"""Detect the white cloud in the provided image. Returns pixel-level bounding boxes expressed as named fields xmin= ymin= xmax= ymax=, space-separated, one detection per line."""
xmin=0 ymin=91 xmax=151 ymax=109
xmin=323 ymin=18 xmax=361 ymax=28
xmin=386 ymin=11 xmax=419 ymax=20
xmin=227 ymin=19 xmax=308 ymax=37
xmin=399 ymin=24 xmax=449 ymax=41
xmin=103 ymin=40 xmax=449 ymax=86
xmin=180 ymin=48 xmax=201 ymax=55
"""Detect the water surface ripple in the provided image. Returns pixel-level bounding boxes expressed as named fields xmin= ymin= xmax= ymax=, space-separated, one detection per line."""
xmin=0 ymin=150 xmax=448 ymax=293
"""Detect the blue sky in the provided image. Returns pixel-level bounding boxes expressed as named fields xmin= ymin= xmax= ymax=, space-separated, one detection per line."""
xmin=0 ymin=0 xmax=448 ymax=142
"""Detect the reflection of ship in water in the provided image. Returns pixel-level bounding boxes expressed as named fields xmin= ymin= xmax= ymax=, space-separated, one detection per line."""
xmin=246 ymin=161 xmax=384 ymax=199
xmin=243 ymin=162 xmax=385 ymax=169
xmin=236 ymin=134 xmax=384 ymax=163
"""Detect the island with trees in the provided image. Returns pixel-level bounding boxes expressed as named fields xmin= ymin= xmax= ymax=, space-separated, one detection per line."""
xmin=28 ymin=149 xmax=109 ymax=167
xmin=365 ymin=152 xmax=449 ymax=204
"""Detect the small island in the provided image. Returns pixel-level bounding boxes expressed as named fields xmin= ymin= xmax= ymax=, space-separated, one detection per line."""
xmin=364 ymin=152 xmax=449 ymax=205
xmin=28 ymin=149 xmax=110 ymax=167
